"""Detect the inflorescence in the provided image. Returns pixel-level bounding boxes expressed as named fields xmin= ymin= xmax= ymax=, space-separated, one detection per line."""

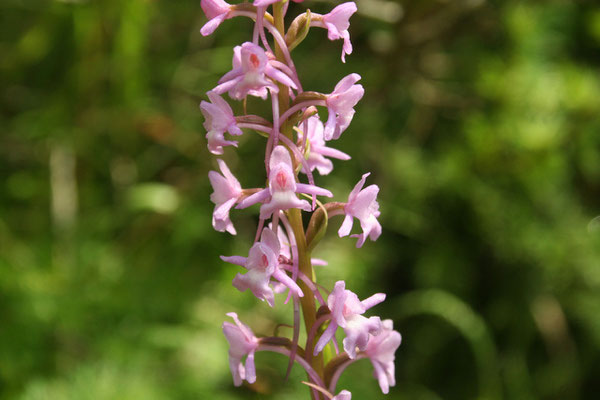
xmin=201 ymin=1 xmax=401 ymax=398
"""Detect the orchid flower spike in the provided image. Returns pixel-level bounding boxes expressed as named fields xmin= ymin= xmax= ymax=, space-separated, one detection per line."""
xmin=364 ymin=319 xmax=402 ymax=394
xmin=222 ymin=227 xmax=303 ymax=306
xmin=321 ymin=2 xmax=357 ymax=63
xmin=298 ymin=115 xmax=350 ymax=175
xmin=324 ymin=73 xmax=364 ymax=140
xmin=314 ymin=281 xmax=385 ymax=358
xmin=236 ymin=145 xmax=333 ymax=219
xmin=209 ymin=159 xmax=243 ymax=234
xmin=222 ymin=312 xmax=260 ymax=386
xmin=339 ymin=172 xmax=382 ymax=247
xmin=213 ymin=42 xmax=297 ymax=100
xmin=200 ymin=0 xmax=234 ymax=36
xmin=201 ymin=91 xmax=243 ymax=155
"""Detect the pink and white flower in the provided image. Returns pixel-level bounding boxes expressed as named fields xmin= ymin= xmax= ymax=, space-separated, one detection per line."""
xmin=298 ymin=116 xmax=350 ymax=175
xmin=209 ymin=159 xmax=242 ymax=235
xmin=222 ymin=228 xmax=303 ymax=306
xmin=364 ymin=319 xmax=402 ymax=394
xmin=222 ymin=312 xmax=259 ymax=386
xmin=321 ymin=2 xmax=357 ymax=63
xmin=213 ymin=42 xmax=297 ymax=100
xmin=324 ymin=73 xmax=364 ymax=140
xmin=314 ymin=281 xmax=385 ymax=358
xmin=201 ymin=91 xmax=243 ymax=155
xmin=339 ymin=172 xmax=381 ymax=247
xmin=200 ymin=0 xmax=233 ymax=36
xmin=236 ymin=145 xmax=333 ymax=219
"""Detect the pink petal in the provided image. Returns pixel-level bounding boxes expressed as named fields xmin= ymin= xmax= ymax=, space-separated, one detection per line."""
xmin=372 ymin=360 xmax=390 ymax=394
xmin=220 ymin=255 xmax=247 ymax=267
xmin=338 ymin=214 xmax=354 ymax=237
xmin=313 ymin=320 xmax=338 ymax=355
xmin=296 ymin=183 xmax=333 ymax=198
xmin=361 ymin=293 xmax=386 ymax=310
xmin=265 ymin=65 xmax=298 ymax=90
xmin=333 ymin=73 xmax=361 ymax=94
xmin=314 ymin=145 xmax=351 ymax=160
xmin=217 ymin=159 xmax=240 ymax=189
xmin=245 ymin=350 xmax=257 ymax=383
xmin=201 ymin=0 xmax=230 ymax=20
xmin=212 ymin=76 xmax=242 ymax=95
xmin=228 ymin=355 xmax=243 ymax=386
xmin=236 ymin=189 xmax=270 ymax=209
xmin=348 ymin=173 xmax=370 ymax=202
xmin=261 ymin=228 xmax=280 ymax=255
xmin=259 ymin=195 xmax=311 ymax=219
xmin=272 ymin=269 xmax=304 ymax=297
xmin=200 ymin=13 xmax=228 ymax=36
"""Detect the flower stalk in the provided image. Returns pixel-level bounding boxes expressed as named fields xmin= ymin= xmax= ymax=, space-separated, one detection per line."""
xmin=201 ymin=1 xmax=401 ymax=398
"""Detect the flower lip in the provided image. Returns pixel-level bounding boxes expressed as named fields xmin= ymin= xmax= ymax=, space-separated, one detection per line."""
xmin=209 ymin=159 xmax=243 ymax=234
xmin=222 ymin=312 xmax=259 ymax=386
xmin=324 ymin=73 xmax=364 ymax=140
xmin=364 ymin=319 xmax=401 ymax=394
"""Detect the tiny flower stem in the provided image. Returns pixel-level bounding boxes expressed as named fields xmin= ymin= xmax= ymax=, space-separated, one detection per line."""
xmin=301 ymin=381 xmax=334 ymax=400
xmin=324 ymin=353 xmax=365 ymax=394
xmin=278 ymin=100 xmax=327 ymax=127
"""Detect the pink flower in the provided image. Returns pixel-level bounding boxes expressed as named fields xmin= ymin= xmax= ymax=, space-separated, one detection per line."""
xmin=338 ymin=172 xmax=381 ymax=248
xmin=201 ymin=91 xmax=243 ymax=155
xmin=314 ymin=281 xmax=385 ymax=358
xmin=322 ymin=2 xmax=357 ymax=62
xmin=200 ymin=0 xmax=233 ymax=36
xmin=209 ymin=159 xmax=242 ymax=235
xmin=213 ymin=43 xmax=297 ymax=100
xmin=222 ymin=228 xmax=303 ymax=306
xmin=222 ymin=312 xmax=259 ymax=386
xmin=324 ymin=73 xmax=364 ymax=140
xmin=298 ymin=116 xmax=350 ymax=175
xmin=364 ymin=319 xmax=401 ymax=394
xmin=236 ymin=146 xmax=333 ymax=219
xmin=332 ymin=390 xmax=352 ymax=400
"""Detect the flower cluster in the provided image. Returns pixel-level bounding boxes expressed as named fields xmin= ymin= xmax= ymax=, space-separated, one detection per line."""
xmin=200 ymin=1 xmax=401 ymax=398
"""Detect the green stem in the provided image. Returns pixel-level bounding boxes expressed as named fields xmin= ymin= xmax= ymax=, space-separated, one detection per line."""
xmin=272 ymin=1 xmax=323 ymax=395
xmin=288 ymin=208 xmax=323 ymax=375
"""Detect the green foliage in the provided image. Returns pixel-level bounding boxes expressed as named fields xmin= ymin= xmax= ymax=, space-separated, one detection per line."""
xmin=1 ymin=0 xmax=600 ymax=399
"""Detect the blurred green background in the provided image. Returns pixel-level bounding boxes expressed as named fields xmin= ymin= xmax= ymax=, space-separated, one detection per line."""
xmin=2 ymin=0 xmax=600 ymax=399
